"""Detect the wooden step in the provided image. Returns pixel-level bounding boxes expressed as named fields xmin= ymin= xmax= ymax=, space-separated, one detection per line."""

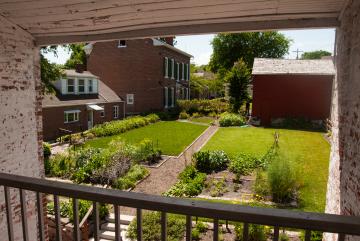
xmin=106 ymin=214 xmax=135 ymax=225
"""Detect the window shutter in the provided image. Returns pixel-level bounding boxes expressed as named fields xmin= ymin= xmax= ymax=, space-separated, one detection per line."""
xmin=168 ymin=59 xmax=172 ymax=78
xmin=164 ymin=87 xmax=168 ymax=107
xmin=167 ymin=88 xmax=172 ymax=107
xmin=164 ymin=57 xmax=168 ymax=78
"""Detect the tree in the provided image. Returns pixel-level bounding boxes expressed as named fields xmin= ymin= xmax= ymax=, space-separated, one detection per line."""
xmin=301 ymin=50 xmax=332 ymax=59
xmin=64 ymin=44 xmax=87 ymax=69
xmin=225 ymin=59 xmax=251 ymax=112
xmin=209 ymin=32 xmax=291 ymax=73
xmin=40 ymin=46 xmax=64 ymax=94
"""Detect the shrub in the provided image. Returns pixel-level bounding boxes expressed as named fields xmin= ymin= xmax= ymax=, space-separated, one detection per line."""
xmin=205 ymin=177 xmax=228 ymax=197
xmin=234 ymin=223 xmax=267 ymax=241
xmin=134 ymin=139 xmax=162 ymax=164
xmin=127 ymin=212 xmax=185 ymax=241
xmin=228 ymin=154 xmax=255 ymax=180
xmin=89 ymin=114 xmax=159 ymax=137
xmin=179 ymin=111 xmax=190 ymax=119
xmin=177 ymin=98 xmax=229 ymax=115
xmin=267 ymin=154 xmax=301 ymax=203
xmin=164 ymin=165 xmax=206 ymax=197
xmin=43 ymin=142 xmax=51 ymax=158
xmin=48 ymin=153 xmax=76 ymax=178
xmin=191 ymin=112 xmax=201 ymax=118
xmin=219 ymin=112 xmax=246 ymax=127
xmin=113 ymin=164 xmax=149 ymax=190
xmin=300 ymin=231 xmax=322 ymax=241
xmin=193 ymin=150 xmax=229 ymax=173
xmin=280 ymin=232 xmax=289 ymax=241
xmin=254 ymin=170 xmax=269 ymax=197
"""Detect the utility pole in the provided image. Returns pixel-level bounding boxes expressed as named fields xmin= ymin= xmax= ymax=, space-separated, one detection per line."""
xmin=293 ymin=48 xmax=304 ymax=59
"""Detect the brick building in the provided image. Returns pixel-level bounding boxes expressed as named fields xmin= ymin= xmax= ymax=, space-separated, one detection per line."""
xmin=251 ymin=58 xmax=335 ymax=126
xmin=42 ymin=69 xmax=124 ymax=141
xmin=87 ymin=38 xmax=192 ymax=114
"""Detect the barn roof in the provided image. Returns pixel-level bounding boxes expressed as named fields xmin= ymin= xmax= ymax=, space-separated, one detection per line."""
xmin=252 ymin=58 xmax=336 ymax=76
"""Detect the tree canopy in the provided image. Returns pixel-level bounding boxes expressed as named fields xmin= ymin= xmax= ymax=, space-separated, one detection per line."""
xmin=40 ymin=46 xmax=64 ymax=94
xmin=64 ymin=44 xmax=87 ymax=69
xmin=301 ymin=50 xmax=332 ymax=59
xmin=209 ymin=32 xmax=291 ymax=73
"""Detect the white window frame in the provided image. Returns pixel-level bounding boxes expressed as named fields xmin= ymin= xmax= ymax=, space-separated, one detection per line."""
xmin=88 ymin=79 xmax=93 ymax=93
xmin=100 ymin=105 xmax=105 ymax=117
xmin=164 ymin=57 xmax=169 ymax=78
xmin=181 ymin=63 xmax=185 ymax=80
xmin=164 ymin=87 xmax=168 ymax=108
xmin=113 ymin=105 xmax=119 ymax=119
xmin=78 ymin=79 xmax=85 ymax=93
xmin=64 ymin=110 xmax=80 ymax=123
xmin=127 ymin=94 xmax=134 ymax=105
xmin=67 ymin=79 xmax=75 ymax=93
xmin=171 ymin=59 xmax=175 ymax=79
xmin=117 ymin=40 xmax=127 ymax=48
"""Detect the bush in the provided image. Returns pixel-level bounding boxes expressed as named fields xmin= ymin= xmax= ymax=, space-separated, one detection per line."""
xmin=228 ymin=154 xmax=255 ymax=180
xmin=177 ymin=98 xmax=229 ymax=115
xmin=179 ymin=111 xmax=190 ymax=119
xmin=47 ymin=153 xmax=76 ymax=178
xmin=300 ymin=231 xmax=322 ymax=241
xmin=134 ymin=139 xmax=162 ymax=164
xmin=164 ymin=165 xmax=206 ymax=197
xmin=127 ymin=212 xmax=185 ymax=241
xmin=234 ymin=223 xmax=267 ymax=241
xmin=43 ymin=142 xmax=51 ymax=158
xmin=205 ymin=177 xmax=228 ymax=197
xmin=191 ymin=112 xmax=201 ymax=118
xmin=254 ymin=170 xmax=269 ymax=197
xmin=193 ymin=150 xmax=229 ymax=173
xmin=267 ymin=154 xmax=301 ymax=203
xmin=89 ymin=114 xmax=159 ymax=137
xmin=219 ymin=112 xmax=246 ymax=127
xmin=113 ymin=164 xmax=149 ymax=190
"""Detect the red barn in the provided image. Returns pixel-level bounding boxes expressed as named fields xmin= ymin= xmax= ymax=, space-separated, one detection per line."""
xmin=251 ymin=58 xmax=335 ymax=126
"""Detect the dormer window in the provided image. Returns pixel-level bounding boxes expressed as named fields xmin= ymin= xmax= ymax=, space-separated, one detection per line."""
xmin=67 ymin=79 xmax=74 ymax=93
xmin=88 ymin=79 xmax=93 ymax=93
xmin=117 ymin=40 xmax=126 ymax=48
xmin=78 ymin=79 xmax=85 ymax=93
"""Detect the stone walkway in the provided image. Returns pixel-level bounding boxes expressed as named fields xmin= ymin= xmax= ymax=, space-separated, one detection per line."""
xmin=131 ymin=124 xmax=219 ymax=195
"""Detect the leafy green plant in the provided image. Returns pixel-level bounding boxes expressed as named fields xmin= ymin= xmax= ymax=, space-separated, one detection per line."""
xmin=177 ymin=98 xmax=229 ymax=115
xmin=299 ymin=230 xmax=323 ymax=241
xmin=279 ymin=232 xmax=289 ymax=241
xmin=43 ymin=142 xmax=51 ymax=158
xmin=193 ymin=150 xmax=229 ymax=173
xmin=179 ymin=111 xmax=190 ymax=119
xmin=127 ymin=212 xmax=185 ymax=241
xmin=228 ymin=154 xmax=254 ymax=180
xmin=234 ymin=223 xmax=267 ymax=241
xmin=219 ymin=112 xmax=246 ymax=127
xmin=47 ymin=153 xmax=76 ymax=178
xmin=267 ymin=154 xmax=301 ymax=203
xmin=253 ymin=170 xmax=269 ymax=197
xmin=164 ymin=165 xmax=206 ymax=197
xmin=113 ymin=164 xmax=149 ymax=190
xmin=134 ymin=139 xmax=162 ymax=164
xmin=205 ymin=177 xmax=228 ymax=197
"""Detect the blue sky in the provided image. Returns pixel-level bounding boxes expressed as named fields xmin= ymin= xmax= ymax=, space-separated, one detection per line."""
xmin=45 ymin=28 xmax=335 ymax=66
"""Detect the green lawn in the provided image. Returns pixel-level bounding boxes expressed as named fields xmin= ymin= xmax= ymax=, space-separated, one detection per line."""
xmin=189 ymin=117 xmax=215 ymax=125
xmin=203 ymin=127 xmax=330 ymax=212
xmin=85 ymin=121 xmax=208 ymax=156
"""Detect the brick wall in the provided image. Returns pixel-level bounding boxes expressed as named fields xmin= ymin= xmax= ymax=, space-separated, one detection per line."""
xmin=325 ymin=0 xmax=360 ymax=240
xmin=87 ymin=39 xmax=190 ymax=113
xmin=0 ymin=15 xmax=43 ymax=241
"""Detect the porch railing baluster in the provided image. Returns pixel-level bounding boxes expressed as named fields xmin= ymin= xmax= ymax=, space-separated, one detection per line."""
xmin=137 ymin=208 xmax=143 ymax=241
xmin=339 ymin=233 xmax=346 ymax=241
xmin=4 ymin=186 xmax=14 ymax=241
xmin=243 ymin=222 xmax=249 ymax=241
xmin=213 ymin=219 xmax=219 ymax=241
xmin=36 ymin=192 xmax=45 ymax=241
xmin=273 ymin=226 xmax=279 ymax=241
xmin=54 ymin=195 xmax=62 ymax=241
xmin=114 ymin=205 xmax=121 ymax=241
xmin=20 ymin=189 xmax=29 ymax=241
xmin=93 ymin=202 xmax=99 ymax=241
xmin=186 ymin=215 xmax=192 ymax=241
xmin=304 ymin=230 xmax=311 ymax=241
xmin=72 ymin=198 xmax=80 ymax=241
xmin=161 ymin=211 xmax=167 ymax=241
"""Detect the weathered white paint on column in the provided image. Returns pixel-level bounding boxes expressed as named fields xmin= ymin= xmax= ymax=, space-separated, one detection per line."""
xmin=0 ymin=15 xmax=43 ymax=241
xmin=325 ymin=0 xmax=360 ymax=240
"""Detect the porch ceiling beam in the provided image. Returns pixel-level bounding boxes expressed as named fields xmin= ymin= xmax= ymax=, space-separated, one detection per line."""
xmin=35 ymin=16 xmax=339 ymax=46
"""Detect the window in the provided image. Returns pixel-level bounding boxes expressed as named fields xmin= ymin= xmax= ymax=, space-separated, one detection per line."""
xmin=171 ymin=87 xmax=175 ymax=107
xmin=176 ymin=63 xmax=180 ymax=81
xmin=167 ymin=87 xmax=172 ymax=107
xmin=67 ymin=79 xmax=74 ymax=93
xmin=78 ymin=79 xmax=85 ymax=93
xmin=181 ymin=63 xmax=185 ymax=80
xmin=88 ymin=79 xmax=93 ymax=93
xmin=127 ymin=94 xmax=134 ymax=105
xmin=113 ymin=105 xmax=119 ymax=119
xmin=185 ymin=64 xmax=189 ymax=81
xmin=100 ymin=106 xmax=105 ymax=117
xmin=117 ymin=40 xmax=126 ymax=48
xmin=171 ymin=59 xmax=175 ymax=79
xmin=167 ymin=59 xmax=172 ymax=78
xmin=164 ymin=57 xmax=168 ymax=78
xmin=64 ymin=110 xmax=80 ymax=123
xmin=164 ymin=87 xmax=168 ymax=108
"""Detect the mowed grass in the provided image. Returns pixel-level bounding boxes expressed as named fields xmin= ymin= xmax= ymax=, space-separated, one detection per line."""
xmin=85 ymin=121 xmax=208 ymax=156
xmin=189 ymin=117 xmax=215 ymax=125
xmin=203 ymin=127 xmax=330 ymax=212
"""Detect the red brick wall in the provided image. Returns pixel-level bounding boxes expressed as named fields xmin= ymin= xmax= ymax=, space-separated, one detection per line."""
xmin=87 ymin=39 xmax=190 ymax=113
xmin=42 ymin=102 xmax=124 ymax=141
xmin=252 ymin=74 xmax=333 ymax=125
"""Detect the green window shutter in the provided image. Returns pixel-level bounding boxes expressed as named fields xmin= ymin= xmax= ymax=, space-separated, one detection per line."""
xmin=164 ymin=57 xmax=168 ymax=78
xmin=167 ymin=87 xmax=172 ymax=107
xmin=174 ymin=62 xmax=178 ymax=80
xmin=187 ymin=64 xmax=190 ymax=81
xmin=168 ymin=59 xmax=172 ymax=78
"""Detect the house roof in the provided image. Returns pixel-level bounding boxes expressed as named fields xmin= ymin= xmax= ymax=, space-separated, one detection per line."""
xmin=252 ymin=58 xmax=336 ymax=76
xmin=63 ymin=69 xmax=99 ymax=79
xmin=42 ymin=79 xmax=123 ymax=108
xmin=152 ymin=38 xmax=193 ymax=58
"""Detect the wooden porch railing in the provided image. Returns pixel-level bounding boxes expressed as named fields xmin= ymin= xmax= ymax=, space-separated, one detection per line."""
xmin=1 ymin=172 xmax=360 ymax=241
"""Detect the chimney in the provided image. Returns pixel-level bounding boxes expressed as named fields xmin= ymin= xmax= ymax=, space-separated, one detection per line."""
xmin=164 ymin=37 xmax=174 ymax=46
xmin=75 ymin=64 xmax=85 ymax=73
